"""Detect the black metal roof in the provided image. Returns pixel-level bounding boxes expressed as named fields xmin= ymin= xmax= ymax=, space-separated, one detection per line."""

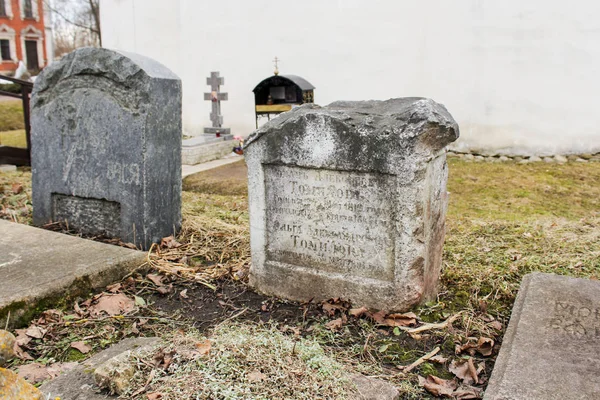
xmin=252 ymin=74 xmax=315 ymax=92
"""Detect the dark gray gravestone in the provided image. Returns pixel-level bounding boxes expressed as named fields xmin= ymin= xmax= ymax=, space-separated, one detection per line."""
xmin=485 ymin=273 xmax=600 ymax=400
xmin=244 ymin=99 xmax=459 ymax=311
xmin=31 ymin=48 xmax=182 ymax=250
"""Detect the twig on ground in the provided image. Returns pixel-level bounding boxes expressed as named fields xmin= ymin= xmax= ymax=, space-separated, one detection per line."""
xmin=408 ymin=312 xmax=464 ymax=334
xmin=397 ymin=346 xmax=440 ymax=373
xmin=216 ymin=307 xmax=249 ymax=327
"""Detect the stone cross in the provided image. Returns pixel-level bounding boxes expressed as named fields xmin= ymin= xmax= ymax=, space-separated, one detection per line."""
xmin=203 ymin=71 xmax=230 ymax=135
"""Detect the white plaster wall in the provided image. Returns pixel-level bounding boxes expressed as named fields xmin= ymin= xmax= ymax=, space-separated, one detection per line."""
xmin=100 ymin=0 xmax=600 ymax=155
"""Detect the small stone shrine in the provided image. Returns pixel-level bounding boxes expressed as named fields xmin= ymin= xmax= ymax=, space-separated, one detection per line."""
xmin=204 ymin=71 xmax=230 ymax=136
xmin=31 ymin=48 xmax=182 ymax=250
xmin=244 ymin=98 xmax=459 ymax=311
xmin=484 ymin=273 xmax=600 ymax=400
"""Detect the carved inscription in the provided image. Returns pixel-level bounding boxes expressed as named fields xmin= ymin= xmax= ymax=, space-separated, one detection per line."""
xmin=52 ymin=194 xmax=121 ymax=237
xmin=264 ymin=165 xmax=396 ymax=281
xmin=549 ymin=300 xmax=600 ymax=339
xmin=107 ymin=162 xmax=141 ymax=185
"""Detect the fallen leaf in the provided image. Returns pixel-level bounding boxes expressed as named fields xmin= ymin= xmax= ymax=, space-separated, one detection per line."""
xmin=25 ymin=325 xmax=47 ymax=339
xmin=147 ymin=273 xmax=164 ymax=286
xmin=369 ymin=310 xmax=387 ymax=324
xmin=160 ymin=236 xmax=182 ymax=248
xmin=488 ymin=320 xmax=503 ymax=331
xmin=429 ymin=355 xmax=448 ymax=364
xmin=349 ymin=306 xmax=369 ymax=317
xmin=11 ymin=183 xmax=23 ymax=194
xmin=14 ymin=329 xmax=32 ymax=346
xmin=18 ymin=363 xmax=51 ymax=384
xmin=156 ymin=284 xmax=173 ymax=295
xmin=454 ymin=385 xmax=483 ymax=399
xmin=477 ymin=337 xmax=494 ymax=356
xmin=13 ymin=344 xmax=34 ymax=360
xmin=153 ymin=349 xmax=177 ymax=370
xmin=325 ymin=318 xmax=343 ymax=331
xmin=322 ymin=302 xmax=345 ymax=316
xmin=37 ymin=309 xmax=63 ymax=325
xmin=449 ymin=358 xmax=478 ymax=385
xmin=70 ymin=341 xmax=91 ymax=354
xmin=195 ymin=339 xmax=211 ymax=356
xmin=88 ymin=293 xmax=135 ymax=317
xmin=247 ymin=370 xmax=267 ymax=382
xmin=456 ymin=341 xmax=478 ymax=356
xmin=418 ymin=375 xmax=457 ymax=397
xmin=383 ymin=312 xmax=417 ymax=327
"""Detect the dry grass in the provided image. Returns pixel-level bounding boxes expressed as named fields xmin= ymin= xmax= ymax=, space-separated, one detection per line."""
xmin=0 ymin=168 xmax=32 ymax=224
xmin=123 ymin=323 xmax=358 ymax=400
xmin=148 ymin=191 xmax=250 ymax=285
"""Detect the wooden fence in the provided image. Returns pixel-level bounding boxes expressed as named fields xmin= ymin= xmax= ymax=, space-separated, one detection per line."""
xmin=0 ymin=75 xmax=33 ymax=166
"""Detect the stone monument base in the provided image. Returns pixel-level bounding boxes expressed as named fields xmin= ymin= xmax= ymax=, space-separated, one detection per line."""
xmin=204 ymin=127 xmax=231 ymax=135
xmin=182 ymin=135 xmax=237 ymax=165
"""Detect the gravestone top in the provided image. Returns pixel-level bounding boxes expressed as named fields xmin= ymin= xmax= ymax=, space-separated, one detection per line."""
xmin=244 ymin=98 xmax=458 ymax=311
xmin=245 ymin=98 xmax=458 ymax=172
xmin=484 ymin=272 xmax=600 ymax=400
xmin=31 ymin=47 xmax=182 ymax=250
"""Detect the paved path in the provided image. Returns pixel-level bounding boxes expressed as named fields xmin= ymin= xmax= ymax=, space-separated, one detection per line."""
xmin=182 ymin=154 xmax=244 ymax=178
xmin=0 ymin=220 xmax=145 ymax=328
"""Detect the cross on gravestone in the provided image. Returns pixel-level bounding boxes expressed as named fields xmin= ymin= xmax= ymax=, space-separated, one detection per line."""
xmin=203 ymin=71 xmax=230 ymax=135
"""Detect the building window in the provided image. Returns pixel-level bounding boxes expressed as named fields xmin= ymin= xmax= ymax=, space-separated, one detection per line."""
xmin=24 ymin=0 xmax=33 ymax=19
xmin=0 ymin=0 xmax=6 ymax=17
xmin=0 ymin=39 xmax=10 ymax=60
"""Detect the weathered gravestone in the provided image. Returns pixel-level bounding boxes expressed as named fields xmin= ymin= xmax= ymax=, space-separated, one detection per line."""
xmin=484 ymin=273 xmax=600 ymax=400
xmin=31 ymin=48 xmax=182 ymax=250
xmin=244 ymin=98 xmax=459 ymax=311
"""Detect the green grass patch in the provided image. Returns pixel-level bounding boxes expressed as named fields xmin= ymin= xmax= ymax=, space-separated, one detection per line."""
xmin=447 ymin=160 xmax=600 ymax=221
xmin=0 ymin=100 xmax=25 ymax=131
xmin=0 ymin=129 xmax=27 ymax=148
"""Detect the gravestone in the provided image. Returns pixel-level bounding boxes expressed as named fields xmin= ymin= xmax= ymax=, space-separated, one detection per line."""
xmin=244 ymin=98 xmax=459 ymax=311
xmin=31 ymin=48 xmax=182 ymax=250
xmin=484 ymin=273 xmax=600 ymax=400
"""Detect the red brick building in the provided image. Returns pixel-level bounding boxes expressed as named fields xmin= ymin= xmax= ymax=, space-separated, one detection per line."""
xmin=0 ymin=0 xmax=48 ymax=73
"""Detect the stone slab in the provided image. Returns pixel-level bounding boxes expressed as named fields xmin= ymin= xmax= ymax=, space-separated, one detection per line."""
xmin=484 ymin=273 xmax=600 ymax=400
xmin=244 ymin=98 xmax=459 ymax=311
xmin=0 ymin=220 xmax=146 ymax=328
xmin=182 ymin=138 xmax=237 ymax=165
xmin=0 ymin=164 xmax=17 ymax=172
xmin=182 ymin=134 xmax=233 ymax=147
xmin=40 ymin=337 xmax=160 ymax=400
xmin=31 ymin=48 xmax=182 ymax=250
xmin=203 ymin=127 xmax=231 ymax=135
